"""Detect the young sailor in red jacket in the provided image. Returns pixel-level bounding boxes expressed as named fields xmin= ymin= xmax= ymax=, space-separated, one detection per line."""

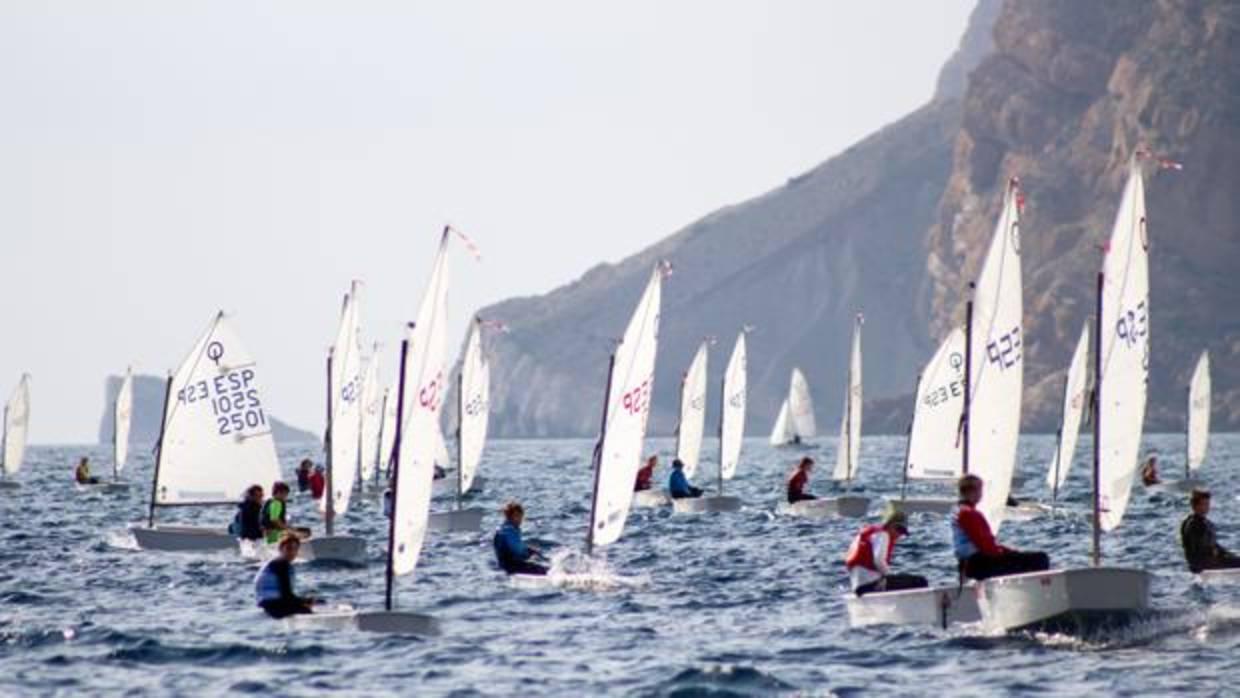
xmin=786 ymin=457 xmax=817 ymax=503
xmin=845 ymin=510 xmax=928 ymax=596
xmin=952 ymin=474 xmax=1050 ymax=581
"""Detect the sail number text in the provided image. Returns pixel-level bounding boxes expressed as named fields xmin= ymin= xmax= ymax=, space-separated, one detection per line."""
xmin=178 ymin=369 xmax=268 ymax=436
xmin=1115 ymin=301 xmax=1148 ymax=350
xmin=622 ymin=377 xmax=652 ymax=416
xmin=986 ymin=326 xmax=1022 ymax=370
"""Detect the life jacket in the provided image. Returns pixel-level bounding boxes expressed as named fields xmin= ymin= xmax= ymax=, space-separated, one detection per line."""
xmin=261 ymin=499 xmax=286 ymax=544
xmin=845 ymin=524 xmax=893 ymax=572
xmin=951 ymin=504 xmax=978 ymax=560
xmin=254 ymin=559 xmax=291 ymax=604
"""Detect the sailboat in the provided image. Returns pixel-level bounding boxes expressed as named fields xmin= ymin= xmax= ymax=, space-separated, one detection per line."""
xmin=429 ymin=317 xmax=490 ymax=532
xmin=788 ymin=315 xmax=869 ymax=518
xmin=769 ymin=368 xmax=815 ymax=446
xmin=289 ymin=229 xmax=457 ymax=634
xmin=102 ymin=369 xmax=135 ymax=492
xmin=1039 ymin=323 xmax=1091 ymax=507
xmin=675 ymin=330 xmax=746 ymax=514
xmin=131 ymin=312 xmax=283 ymax=552
xmin=635 ymin=341 xmax=708 ymax=509
xmin=850 ymin=177 xmax=1024 ymax=628
xmin=978 ymin=157 xmax=1155 ymax=634
xmin=1185 ymin=350 xmax=1211 ymax=483
xmin=887 ymin=328 xmax=965 ymax=515
xmin=0 ymin=374 xmax=31 ymax=490
xmin=300 ymin=282 xmax=369 ymax=565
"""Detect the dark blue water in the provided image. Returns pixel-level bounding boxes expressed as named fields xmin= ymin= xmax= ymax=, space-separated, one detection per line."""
xmin=2 ymin=434 xmax=1238 ymax=696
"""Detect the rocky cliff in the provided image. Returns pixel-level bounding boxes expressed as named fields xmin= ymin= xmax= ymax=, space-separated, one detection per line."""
xmin=97 ymin=374 xmax=318 ymax=446
xmin=926 ymin=0 xmax=1240 ymax=431
xmin=479 ymin=0 xmax=1238 ymax=438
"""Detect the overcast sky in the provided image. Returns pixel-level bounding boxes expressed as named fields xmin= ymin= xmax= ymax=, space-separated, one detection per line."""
xmin=1 ymin=1 xmax=975 ymax=444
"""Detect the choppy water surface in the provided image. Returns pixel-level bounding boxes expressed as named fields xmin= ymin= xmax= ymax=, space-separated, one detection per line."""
xmin=2 ymin=434 xmax=1239 ymax=696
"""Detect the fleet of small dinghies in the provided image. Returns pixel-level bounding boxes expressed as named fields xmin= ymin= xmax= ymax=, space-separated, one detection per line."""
xmin=291 ymin=229 xmax=459 ymax=634
xmin=131 ymin=312 xmax=283 ymax=552
xmin=0 ymin=374 xmax=31 ymax=490
xmin=428 ymin=317 xmax=490 ymax=532
xmin=674 ymin=330 xmax=747 ymax=514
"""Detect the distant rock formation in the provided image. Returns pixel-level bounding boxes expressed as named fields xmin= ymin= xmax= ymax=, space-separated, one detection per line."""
xmin=97 ymin=374 xmax=318 ymax=447
xmin=478 ymin=0 xmax=1237 ymax=436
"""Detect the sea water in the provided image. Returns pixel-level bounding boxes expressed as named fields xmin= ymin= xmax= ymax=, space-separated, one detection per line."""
xmin=1 ymin=434 xmax=1237 ymax=695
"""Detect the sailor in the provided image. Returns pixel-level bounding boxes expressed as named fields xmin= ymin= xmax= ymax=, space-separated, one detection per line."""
xmin=261 ymin=482 xmax=295 ymax=544
xmin=308 ymin=465 xmax=326 ymax=500
xmin=634 ymin=456 xmax=656 ymax=492
xmin=295 ymin=459 xmax=313 ymax=493
xmin=383 ymin=488 xmax=394 ymax=518
xmin=786 ymin=457 xmax=816 ymax=503
xmin=845 ymin=510 xmax=928 ymax=596
xmin=1141 ymin=453 xmax=1160 ymax=487
xmin=668 ymin=458 xmax=704 ymax=499
xmin=493 ymin=502 xmax=547 ymax=576
xmin=952 ymin=474 xmax=1050 ymax=581
xmin=254 ymin=534 xmax=318 ymax=618
xmin=74 ymin=457 xmax=99 ymax=485
xmin=233 ymin=484 xmax=265 ymax=541
xmin=1181 ymin=489 xmax=1240 ymax=573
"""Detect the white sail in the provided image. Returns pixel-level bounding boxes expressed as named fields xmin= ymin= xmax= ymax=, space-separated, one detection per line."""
xmin=379 ymin=376 xmax=399 ymax=476
xmin=720 ymin=331 xmax=747 ymax=480
xmin=457 ymin=319 xmax=490 ymax=494
xmin=1187 ymin=350 xmax=1210 ymax=472
xmin=392 ymin=231 xmax=453 ymax=576
xmin=769 ymin=400 xmax=792 ymax=446
xmin=676 ymin=341 xmax=709 ymax=478
xmin=590 ymin=267 xmax=662 ymax=549
xmin=833 ymin=315 xmax=863 ymax=481
xmin=323 ymin=282 xmax=364 ymax=519
xmin=155 ymin=313 xmax=281 ymax=504
xmin=906 ymin=328 xmax=966 ymax=480
xmin=1045 ymin=323 xmax=1090 ymax=493
xmin=114 ymin=369 xmax=134 ymax=476
xmin=2 ymin=374 xmax=31 ymax=476
xmin=1097 ymin=161 xmax=1149 ymax=532
xmin=788 ymin=368 xmax=817 ymax=439
xmin=358 ymin=350 xmax=383 ymax=484
xmin=966 ymin=179 xmax=1023 ymax=530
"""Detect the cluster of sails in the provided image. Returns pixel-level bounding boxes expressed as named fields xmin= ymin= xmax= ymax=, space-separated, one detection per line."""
xmin=0 ymin=153 xmax=1218 ymax=637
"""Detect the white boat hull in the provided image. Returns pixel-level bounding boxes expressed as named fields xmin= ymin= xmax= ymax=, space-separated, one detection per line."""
xmin=1003 ymin=502 xmax=1050 ymax=522
xmin=672 ymin=495 xmax=742 ymax=514
xmin=285 ymin=608 xmax=439 ymax=635
xmin=131 ymin=525 xmax=237 ymax=552
xmin=780 ymin=497 xmax=869 ymax=518
xmin=300 ymin=535 xmax=368 ymax=565
xmin=428 ymin=507 xmax=486 ymax=532
xmin=978 ymin=567 xmax=1152 ymax=634
xmin=1199 ymin=568 xmax=1240 ymax=585
xmin=845 ymin=583 xmax=981 ymax=628
xmin=632 ymin=490 xmax=671 ymax=508
xmin=101 ymin=481 xmax=132 ymax=493
xmin=1147 ymin=478 xmax=1205 ymax=495
xmin=886 ymin=497 xmax=956 ymax=515
xmin=508 ymin=571 xmax=647 ymax=592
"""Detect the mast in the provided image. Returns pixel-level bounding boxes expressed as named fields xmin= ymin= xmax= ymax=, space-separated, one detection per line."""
xmin=717 ymin=374 xmax=726 ymax=497
xmin=585 ymin=354 xmax=616 ymax=556
xmin=324 ymin=352 xmax=335 ymax=537
xmin=146 ymin=374 xmax=174 ymax=528
xmin=385 ymin=338 xmax=410 ymax=612
xmin=1091 ymin=272 xmax=1103 ymax=567
xmin=455 ymin=367 xmax=464 ymax=511
xmin=961 ymin=290 xmax=974 ymax=476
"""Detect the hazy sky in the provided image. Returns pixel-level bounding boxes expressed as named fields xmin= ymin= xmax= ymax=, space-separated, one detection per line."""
xmin=1 ymin=1 xmax=974 ymax=443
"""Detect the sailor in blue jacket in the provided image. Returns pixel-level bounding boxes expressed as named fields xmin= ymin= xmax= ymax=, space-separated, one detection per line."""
xmin=668 ymin=459 xmax=704 ymax=499
xmin=493 ymin=502 xmax=548 ymax=575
